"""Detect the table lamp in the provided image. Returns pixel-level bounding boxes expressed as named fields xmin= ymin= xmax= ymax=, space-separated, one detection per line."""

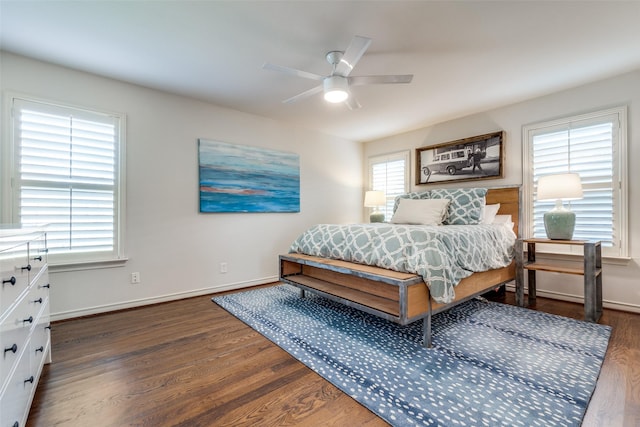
xmin=536 ymin=173 xmax=583 ymax=240
xmin=364 ymin=191 xmax=386 ymax=223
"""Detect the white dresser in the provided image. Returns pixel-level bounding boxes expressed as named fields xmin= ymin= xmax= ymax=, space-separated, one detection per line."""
xmin=0 ymin=229 xmax=51 ymax=427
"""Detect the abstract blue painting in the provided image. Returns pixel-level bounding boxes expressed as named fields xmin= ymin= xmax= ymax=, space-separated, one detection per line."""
xmin=198 ymin=139 xmax=300 ymax=213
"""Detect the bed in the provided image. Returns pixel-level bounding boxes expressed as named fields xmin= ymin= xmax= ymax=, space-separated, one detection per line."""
xmin=279 ymin=186 xmax=520 ymax=347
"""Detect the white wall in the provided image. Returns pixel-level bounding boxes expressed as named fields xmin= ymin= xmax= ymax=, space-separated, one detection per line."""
xmin=1 ymin=52 xmax=363 ymax=320
xmin=364 ymin=70 xmax=640 ymax=313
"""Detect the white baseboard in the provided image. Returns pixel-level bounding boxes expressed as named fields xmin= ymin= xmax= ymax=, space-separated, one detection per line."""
xmin=504 ymin=283 xmax=640 ymax=314
xmin=50 ymin=276 xmax=278 ymax=322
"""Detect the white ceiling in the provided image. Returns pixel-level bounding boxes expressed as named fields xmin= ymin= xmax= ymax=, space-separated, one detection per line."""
xmin=2 ymin=1 xmax=639 ymax=142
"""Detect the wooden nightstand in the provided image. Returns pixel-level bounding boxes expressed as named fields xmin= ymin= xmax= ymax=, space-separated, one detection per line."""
xmin=515 ymin=238 xmax=603 ymax=322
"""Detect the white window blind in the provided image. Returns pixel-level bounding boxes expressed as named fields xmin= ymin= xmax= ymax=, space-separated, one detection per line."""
xmin=523 ymin=107 xmax=627 ymax=258
xmin=11 ymin=97 xmax=124 ymax=264
xmin=368 ymin=151 xmax=410 ymax=220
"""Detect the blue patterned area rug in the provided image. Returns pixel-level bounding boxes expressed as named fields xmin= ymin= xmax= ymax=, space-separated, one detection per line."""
xmin=212 ymin=285 xmax=611 ymax=427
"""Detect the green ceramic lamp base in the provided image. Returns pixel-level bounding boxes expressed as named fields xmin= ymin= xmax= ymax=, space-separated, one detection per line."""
xmin=544 ymin=209 xmax=576 ymax=240
xmin=370 ymin=212 xmax=385 ymax=223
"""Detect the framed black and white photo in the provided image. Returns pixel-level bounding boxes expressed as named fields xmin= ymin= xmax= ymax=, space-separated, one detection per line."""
xmin=415 ymin=131 xmax=505 ymax=185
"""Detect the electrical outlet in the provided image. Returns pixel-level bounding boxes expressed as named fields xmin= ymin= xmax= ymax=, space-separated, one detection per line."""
xmin=131 ymin=272 xmax=141 ymax=284
xmin=220 ymin=262 xmax=228 ymax=274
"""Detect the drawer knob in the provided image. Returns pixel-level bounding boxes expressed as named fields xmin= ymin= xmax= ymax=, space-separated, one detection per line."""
xmin=33 ymin=256 xmax=42 ymax=261
xmin=41 ymin=283 xmax=51 ymax=289
xmin=34 ymin=297 xmax=43 ymax=304
xmin=24 ymin=376 xmax=34 ymax=384
xmin=45 ymin=325 xmax=52 ymax=330
xmin=36 ymin=346 xmax=44 ymax=353
xmin=12 ymin=422 xmax=19 ymax=427
xmin=23 ymin=316 xmax=34 ymax=324
xmin=3 ymin=276 xmax=17 ymax=286
xmin=4 ymin=344 xmax=17 ymax=354
xmin=21 ymin=264 xmax=32 ymax=272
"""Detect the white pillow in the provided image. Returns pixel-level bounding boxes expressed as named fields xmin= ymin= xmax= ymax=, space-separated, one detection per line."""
xmin=390 ymin=198 xmax=450 ymax=225
xmin=493 ymin=214 xmax=514 ymax=230
xmin=480 ymin=203 xmax=501 ymax=224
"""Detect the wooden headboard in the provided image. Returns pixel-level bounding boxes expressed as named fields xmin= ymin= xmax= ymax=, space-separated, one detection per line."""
xmin=485 ymin=186 xmax=520 ymax=237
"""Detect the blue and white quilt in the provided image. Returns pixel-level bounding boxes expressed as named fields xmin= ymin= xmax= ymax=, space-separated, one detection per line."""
xmin=289 ymin=223 xmax=516 ymax=303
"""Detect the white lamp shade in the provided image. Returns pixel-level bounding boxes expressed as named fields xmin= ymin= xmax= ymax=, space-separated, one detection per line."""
xmin=323 ymin=76 xmax=349 ymax=103
xmin=364 ymin=190 xmax=386 ymax=207
xmin=537 ymin=173 xmax=583 ymax=201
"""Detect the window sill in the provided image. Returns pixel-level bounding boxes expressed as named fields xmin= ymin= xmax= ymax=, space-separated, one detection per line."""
xmin=49 ymin=257 xmax=129 ymax=273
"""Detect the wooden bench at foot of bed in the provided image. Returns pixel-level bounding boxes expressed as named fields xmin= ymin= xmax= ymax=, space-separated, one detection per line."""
xmin=279 ymin=252 xmax=515 ymax=348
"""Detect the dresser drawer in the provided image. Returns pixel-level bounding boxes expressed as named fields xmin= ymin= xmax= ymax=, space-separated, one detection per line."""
xmin=0 ymin=242 xmax=30 ymax=317
xmin=30 ymin=267 xmax=50 ymax=312
xmin=28 ymin=233 xmax=48 ymax=285
xmin=0 ymin=346 xmax=33 ymax=427
xmin=0 ymin=292 xmax=34 ymax=390
xmin=30 ymin=299 xmax=51 ymax=374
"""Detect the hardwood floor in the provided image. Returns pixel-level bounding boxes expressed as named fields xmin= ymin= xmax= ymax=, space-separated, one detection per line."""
xmin=27 ymin=286 xmax=640 ymax=427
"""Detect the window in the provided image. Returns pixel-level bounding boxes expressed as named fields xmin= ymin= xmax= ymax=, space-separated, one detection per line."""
xmin=522 ymin=107 xmax=628 ymax=258
xmin=7 ymin=96 xmax=126 ymax=265
xmin=368 ymin=151 xmax=410 ymax=220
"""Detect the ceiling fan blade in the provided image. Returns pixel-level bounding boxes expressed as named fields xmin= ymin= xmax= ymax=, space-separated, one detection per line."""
xmin=349 ymin=75 xmax=414 ymax=86
xmin=262 ymin=62 xmax=324 ymax=81
xmin=335 ymin=35 xmax=372 ymax=76
xmin=344 ymin=95 xmax=361 ymax=110
xmin=282 ymin=84 xmax=323 ymax=104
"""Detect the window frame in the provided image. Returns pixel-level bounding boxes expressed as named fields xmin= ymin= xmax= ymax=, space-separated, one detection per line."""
xmin=367 ymin=150 xmax=410 ymax=221
xmin=3 ymin=93 xmax=127 ymax=268
xmin=522 ymin=106 xmax=628 ymax=259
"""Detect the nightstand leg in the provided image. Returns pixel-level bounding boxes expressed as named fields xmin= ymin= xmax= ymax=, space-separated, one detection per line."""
xmin=515 ymin=239 xmax=525 ymax=306
xmin=584 ymin=242 xmax=602 ymax=322
xmin=596 ymin=243 xmax=603 ymax=318
xmin=527 ymin=270 xmax=536 ymax=306
xmin=527 ymin=242 xmax=537 ymax=306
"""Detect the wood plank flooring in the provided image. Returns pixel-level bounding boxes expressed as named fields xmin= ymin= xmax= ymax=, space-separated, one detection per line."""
xmin=27 ymin=287 xmax=640 ymax=426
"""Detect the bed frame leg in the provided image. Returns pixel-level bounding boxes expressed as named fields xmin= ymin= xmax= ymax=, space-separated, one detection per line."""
xmin=300 ymin=288 xmax=306 ymax=298
xmin=422 ymin=315 xmax=432 ymax=348
xmin=422 ymin=296 xmax=433 ymax=348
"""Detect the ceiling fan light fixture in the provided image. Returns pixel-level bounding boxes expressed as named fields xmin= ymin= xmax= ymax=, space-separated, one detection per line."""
xmin=323 ymin=76 xmax=349 ymax=103
xmin=264 ymin=36 xmax=412 ymax=108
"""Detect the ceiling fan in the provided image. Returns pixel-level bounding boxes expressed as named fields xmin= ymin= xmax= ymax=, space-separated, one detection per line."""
xmin=263 ymin=35 xmax=413 ymax=110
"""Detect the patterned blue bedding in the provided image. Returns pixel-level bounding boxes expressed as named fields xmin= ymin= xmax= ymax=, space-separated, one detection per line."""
xmin=289 ymin=223 xmax=516 ymax=303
